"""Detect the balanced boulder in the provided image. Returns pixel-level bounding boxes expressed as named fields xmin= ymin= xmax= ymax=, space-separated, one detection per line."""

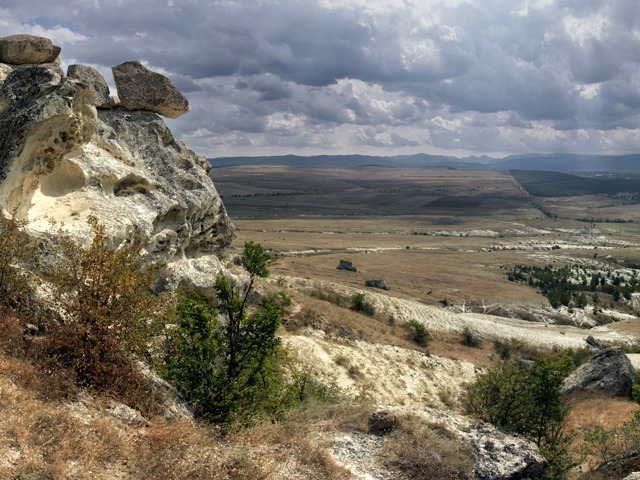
xmin=0 ymin=34 xmax=61 ymax=65
xmin=67 ymin=64 xmax=114 ymax=108
xmin=560 ymin=347 xmax=636 ymax=397
xmin=112 ymin=61 xmax=189 ymax=118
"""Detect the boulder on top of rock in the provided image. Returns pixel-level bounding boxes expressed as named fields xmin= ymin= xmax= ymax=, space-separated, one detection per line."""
xmin=0 ymin=34 xmax=61 ymax=65
xmin=365 ymin=279 xmax=389 ymax=291
xmin=337 ymin=259 xmax=357 ymax=272
xmin=560 ymin=346 xmax=636 ymax=397
xmin=112 ymin=61 xmax=189 ymax=118
xmin=68 ymin=64 xmax=114 ymax=108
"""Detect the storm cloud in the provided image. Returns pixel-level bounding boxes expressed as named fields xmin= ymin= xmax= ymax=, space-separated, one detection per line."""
xmin=2 ymin=0 xmax=640 ymax=157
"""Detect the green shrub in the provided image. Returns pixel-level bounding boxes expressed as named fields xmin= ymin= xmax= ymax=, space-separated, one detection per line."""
xmin=461 ymin=326 xmax=480 ymax=348
xmin=404 ymin=319 xmax=430 ymax=347
xmin=464 ymin=354 xmax=576 ymax=478
xmin=632 ymin=371 xmax=640 ymax=404
xmin=351 ymin=293 xmax=375 ymax=316
xmin=493 ymin=338 xmax=525 ymax=360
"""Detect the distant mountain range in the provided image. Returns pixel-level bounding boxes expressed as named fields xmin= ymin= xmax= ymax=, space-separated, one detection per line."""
xmin=209 ymin=153 xmax=640 ymax=172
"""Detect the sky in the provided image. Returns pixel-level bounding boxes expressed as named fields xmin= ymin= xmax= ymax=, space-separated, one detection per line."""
xmin=2 ymin=0 xmax=640 ymax=159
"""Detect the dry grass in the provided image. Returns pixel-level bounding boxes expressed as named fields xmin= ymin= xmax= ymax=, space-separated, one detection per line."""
xmin=381 ymin=413 xmax=475 ymax=480
xmin=0 ymin=369 xmax=371 ymax=480
xmin=563 ymin=390 xmax=640 ymax=478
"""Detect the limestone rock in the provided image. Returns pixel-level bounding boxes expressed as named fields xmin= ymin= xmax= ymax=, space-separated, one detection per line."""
xmin=368 ymin=410 xmax=396 ymax=435
xmin=560 ymin=346 xmax=636 ymax=397
xmin=67 ymin=64 xmax=114 ymax=108
xmin=337 ymin=259 xmax=357 ymax=272
xmin=365 ymin=279 xmax=390 ymax=291
xmin=470 ymin=422 xmax=547 ymax=480
xmin=425 ymin=409 xmax=547 ymax=480
xmin=112 ymin=61 xmax=189 ymax=118
xmin=0 ymin=34 xmax=61 ymax=65
xmin=623 ymin=473 xmax=640 ymax=480
xmin=0 ymin=61 xmax=235 ymax=293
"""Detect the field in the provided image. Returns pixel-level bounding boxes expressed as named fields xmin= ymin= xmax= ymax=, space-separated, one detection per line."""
xmin=511 ymin=169 xmax=640 ymax=197
xmin=212 ymin=165 xmax=640 ymax=313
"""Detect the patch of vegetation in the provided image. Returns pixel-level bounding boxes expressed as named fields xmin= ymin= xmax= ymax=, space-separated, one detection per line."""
xmin=460 ymin=326 xmax=480 ymax=348
xmin=0 ymin=215 xmax=38 ymax=313
xmin=309 ymin=288 xmax=350 ymax=308
xmin=350 ymin=292 xmax=376 ymax=316
xmin=44 ymin=217 xmax=169 ymax=410
xmin=404 ymin=319 xmax=431 ymax=348
xmin=582 ymin=411 xmax=640 ymax=471
xmin=493 ymin=338 xmax=525 ymax=360
xmin=163 ymin=242 xmax=294 ymax=423
xmin=507 ymin=264 xmax=640 ymax=310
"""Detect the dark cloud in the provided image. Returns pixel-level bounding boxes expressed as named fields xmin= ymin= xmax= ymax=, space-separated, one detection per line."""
xmin=2 ymin=0 xmax=640 ymax=156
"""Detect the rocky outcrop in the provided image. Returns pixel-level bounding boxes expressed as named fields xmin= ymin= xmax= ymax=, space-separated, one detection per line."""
xmin=0 ymin=34 xmax=61 ymax=65
xmin=424 ymin=409 xmax=547 ymax=480
xmin=560 ymin=347 xmax=636 ymax=397
xmin=67 ymin=64 xmax=114 ymax=108
xmin=112 ymin=61 xmax=189 ymax=118
xmin=337 ymin=259 xmax=357 ymax=271
xmin=0 ymin=37 xmax=235 ymax=293
xmin=470 ymin=422 xmax=547 ymax=480
xmin=365 ymin=279 xmax=390 ymax=290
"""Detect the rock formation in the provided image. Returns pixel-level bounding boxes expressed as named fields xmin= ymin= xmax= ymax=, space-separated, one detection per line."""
xmin=112 ymin=61 xmax=189 ymax=118
xmin=425 ymin=409 xmax=547 ymax=480
xmin=67 ymin=64 xmax=114 ymax=108
xmin=337 ymin=259 xmax=357 ymax=271
xmin=0 ymin=34 xmax=61 ymax=65
xmin=560 ymin=347 xmax=636 ymax=397
xmin=470 ymin=421 xmax=547 ymax=480
xmin=0 ymin=36 xmax=235 ymax=293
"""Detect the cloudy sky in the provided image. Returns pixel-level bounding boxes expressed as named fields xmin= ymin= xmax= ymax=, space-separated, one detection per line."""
xmin=2 ymin=0 xmax=640 ymax=158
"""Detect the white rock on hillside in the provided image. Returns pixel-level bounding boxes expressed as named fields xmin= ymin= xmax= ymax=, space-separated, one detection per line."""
xmin=0 ymin=44 xmax=235 ymax=293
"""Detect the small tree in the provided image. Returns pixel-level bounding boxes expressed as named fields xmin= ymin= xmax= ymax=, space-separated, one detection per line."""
xmin=164 ymin=241 xmax=293 ymax=423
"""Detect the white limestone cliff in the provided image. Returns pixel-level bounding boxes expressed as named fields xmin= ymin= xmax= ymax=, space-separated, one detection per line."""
xmin=0 ymin=35 xmax=236 ymax=292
